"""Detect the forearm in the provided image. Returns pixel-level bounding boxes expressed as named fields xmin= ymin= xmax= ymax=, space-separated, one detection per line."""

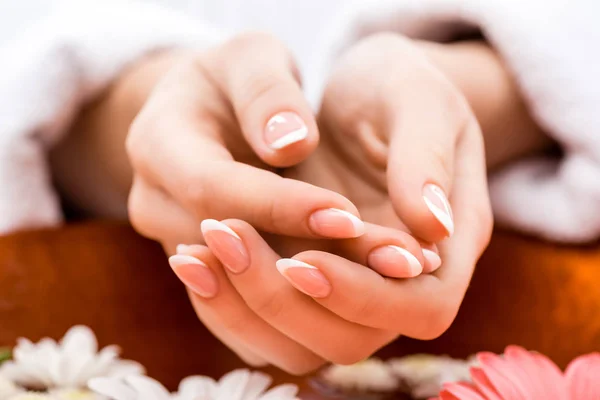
xmin=419 ymin=41 xmax=553 ymax=170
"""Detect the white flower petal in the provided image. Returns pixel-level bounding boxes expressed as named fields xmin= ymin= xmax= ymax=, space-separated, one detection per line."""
xmin=258 ymin=384 xmax=298 ymax=400
xmin=88 ymin=378 xmax=136 ymax=400
xmin=175 ymin=376 xmax=216 ymax=400
xmin=123 ymin=375 xmax=170 ymax=400
xmin=104 ymin=362 xmax=144 ymax=379
xmin=239 ymin=372 xmax=272 ymax=400
xmin=4 ymin=327 xmax=146 ymax=390
xmin=61 ymin=327 xmax=98 ymax=356
xmin=216 ymin=370 xmax=251 ymax=400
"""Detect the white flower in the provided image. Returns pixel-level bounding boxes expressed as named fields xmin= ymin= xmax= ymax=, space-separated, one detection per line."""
xmin=0 ymin=376 xmax=22 ymax=399
xmin=89 ymin=369 xmax=299 ymax=400
xmin=320 ymin=359 xmax=398 ymax=392
xmin=0 ymin=326 xmax=144 ymax=390
xmin=388 ymin=354 xmax=474 ymax=398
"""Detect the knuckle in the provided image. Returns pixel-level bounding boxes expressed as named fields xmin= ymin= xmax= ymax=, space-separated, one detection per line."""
xmin=348 ymin=282 xmax=381 ymax=324
xmin=181 ymin=169 xmax=211 ymax=218
xmin=412 ymin=297 xmax=459 ymax=340
xmin=127 ymin=185 xmax=154 ymax=239
xmin=237 ymin=73 xmax=289 ymax=116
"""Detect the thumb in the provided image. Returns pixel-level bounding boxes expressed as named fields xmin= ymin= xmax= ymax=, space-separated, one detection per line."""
xmin=208 ymin=32 xmax=318 ymax=167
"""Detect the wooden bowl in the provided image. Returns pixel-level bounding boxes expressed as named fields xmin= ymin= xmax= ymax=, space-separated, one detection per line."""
xmin=1 ymin=222 xmax=599 ymax=397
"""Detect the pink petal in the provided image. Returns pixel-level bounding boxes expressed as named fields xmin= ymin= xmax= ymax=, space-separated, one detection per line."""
xmin=565 ymin=352 xmax=600 ymax=398
xmin=443 ymin=382 xmax=487 ymax=400
xmin=470 ymin=368 xmax=502 ymax=400
xmin=529 ymin=352 xmax=569 ymax=399
xmin=503 ymin=345 xmax=564 ymax=399
xmin=477 ymin=352 xmax=529 ymax=399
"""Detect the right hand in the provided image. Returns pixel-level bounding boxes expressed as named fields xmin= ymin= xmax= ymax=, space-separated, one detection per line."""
xmin=127 ymin=32 xmax=370 ymax=250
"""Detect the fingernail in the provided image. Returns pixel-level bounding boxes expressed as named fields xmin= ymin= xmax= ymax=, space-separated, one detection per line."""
xmin=176 ymin=244 xmax=189 ymax=254
xmin=169 ymin=254 xmax=218 ymax=298
xmin=423 ymin=183 xmax=454 ymax=236
xmin=309 ymin=208 xmax=365 ymax=238
xmin=367 ymin=245 xmax=423 ymax=278
xmin=276 ymin=259 xmax=331 ymax=298
xmin=422 ymin=249 xmax=442 ymax=273
xmin=264 ymin=112 xmax=308 ymax=150
xmin=200 ymin=219 xmax=249 ymax=274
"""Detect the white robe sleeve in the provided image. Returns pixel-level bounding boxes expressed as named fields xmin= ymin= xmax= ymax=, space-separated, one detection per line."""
xmin=309 ymin=0 xmax=600 ymax=243
xmin=0 ymin=0 xmax=223 ymax=234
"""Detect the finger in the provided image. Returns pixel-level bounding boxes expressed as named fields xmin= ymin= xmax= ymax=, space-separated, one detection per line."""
xmin=334 ymin=222 xmax=437 ymax=278
xmin=282 ymin=124 xmax=491 ymax=339
xmin=127 ymin=176 xmax=201 ymax=245
xmin=174 ymin=245 xmax=267 ymax=367
xmin=278 ymin=250 xmax=449 ymax=338
xmin=435 ymin=119 xmax=493 ymax=284
xmin=385 ymin=66 xmax=467 ymax=243
xmin=168 ymin=244 xmax=325 ymax=374
xmin=202 ymin=218 xmax=396 ymax=365
xmin=207 ymin=32 xmax=318 ymax=167
xmin=129 ymin=65 xmax=365 ymax=239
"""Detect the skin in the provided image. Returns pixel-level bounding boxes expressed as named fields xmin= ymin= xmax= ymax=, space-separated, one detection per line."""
xmin=49 ymin=33 xmax=552 ymax=373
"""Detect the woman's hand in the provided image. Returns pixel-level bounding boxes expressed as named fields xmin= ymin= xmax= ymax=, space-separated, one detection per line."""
xmin=169 ymin=34 xmax=494 ymax=374
xmin=126 ymin=32 xmax=372 ymax=251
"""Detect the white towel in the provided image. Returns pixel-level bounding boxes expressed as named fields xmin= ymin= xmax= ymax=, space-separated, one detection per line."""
xmin=1 ymin=0 xmax=599 ymax=243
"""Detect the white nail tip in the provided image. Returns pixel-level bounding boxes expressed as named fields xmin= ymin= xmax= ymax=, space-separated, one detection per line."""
xmin=176 ymin=244 xmax=188 ymax=254
xmin=388 ymin=246 xmax=423 ymax=276
xmin=269 ymin=126 xmax=309 ymax=150
xmin=169 ymin=254 xmax=206 ymax=268
xmin=276 ymin=258 xmax=317 ymax=274
xmin=328 ymin=208 xmax=365 ymax=236
xmin=200 ymin=219 xmax=241 ymax=239
xmin=422 ymin=249 xmax=442 ymax=271
xmin=423 ymin=185 xmax=454 ymax=236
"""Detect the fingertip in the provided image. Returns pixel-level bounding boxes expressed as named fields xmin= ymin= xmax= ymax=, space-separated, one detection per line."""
xmin=259 ymin=110 xmax=319 ymax=167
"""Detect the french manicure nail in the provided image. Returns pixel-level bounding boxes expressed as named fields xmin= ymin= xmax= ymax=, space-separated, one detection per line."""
xmin=200 ymin=219 xmax=249 ymax=274
xmin=276 ymin=258 xmax=331 ymax=298
xmin=176 ymin=244 xmax=189 ymax=254
xmin=309 ymin=208 xmax=365 ymax=238
xmin=423 ymin=183 xmax=454 ymax=236
xmin=367 ymin=245 xmax=423 ymax=278
xmin=264 ymin=112 xmax=308 ymax=150
xmin=422 ymin=249 xmax=442 ymax=273
xmin=169 ymin=254 xmax=218 ymax=298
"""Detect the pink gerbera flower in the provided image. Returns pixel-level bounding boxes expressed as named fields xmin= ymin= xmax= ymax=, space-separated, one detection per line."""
xmin=433 ymin=346 xmax=600 ymax=400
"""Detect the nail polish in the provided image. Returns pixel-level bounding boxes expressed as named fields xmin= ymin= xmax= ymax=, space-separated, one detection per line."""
xmin=169 ymin=254 xmax=218 ymax=298
xmin=200 ymin=219 xmax=249 ymax=273
xmin=422 ymin=249 xmax=442 ymax=273
xmin=367 ymin=245 xmax=423 ymax=278
xmin=264 ymin=112 xmax=308 ymax=150
xmin=308 ymin=208 xmax=365 ymax=238
xmin=276 ymin=258 xmax=331 ymax=298
xmin=423 ymin=183 xmax=454 ymax=236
